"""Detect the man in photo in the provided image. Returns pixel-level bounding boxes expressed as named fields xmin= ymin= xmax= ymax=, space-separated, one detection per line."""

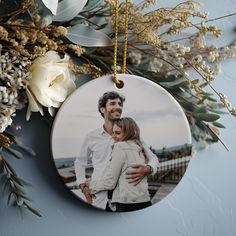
xmin=74 ymin=91 xmax=159 ymax=210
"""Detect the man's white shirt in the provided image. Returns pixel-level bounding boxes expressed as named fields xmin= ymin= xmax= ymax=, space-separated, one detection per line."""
xmin=75 ymin=127 xmax=114 ymax=209
xmin=74 ymin=126 xmax=159 ymax=210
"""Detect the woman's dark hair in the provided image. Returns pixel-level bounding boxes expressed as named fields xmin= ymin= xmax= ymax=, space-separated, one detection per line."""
xmin=98 ymin=91 xmax=125 ymax=117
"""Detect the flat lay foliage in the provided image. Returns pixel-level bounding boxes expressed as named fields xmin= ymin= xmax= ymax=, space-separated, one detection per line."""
xmin=0 ymin=0 xmax=235 ymax=216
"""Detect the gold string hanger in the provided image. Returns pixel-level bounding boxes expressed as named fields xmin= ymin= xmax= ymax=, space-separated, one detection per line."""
xmin=113 ymin=0 xmax=129 ymax=87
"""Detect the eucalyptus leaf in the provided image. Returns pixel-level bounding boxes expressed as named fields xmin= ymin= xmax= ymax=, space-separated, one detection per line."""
xmin=53 ymin=0 xmax=88 ymax=22
xmin=136 ymin=70 xmax=177 ymax=82
xmin=208 ymin=103 xmax=225 ymax=109
xmin=200 ymin=94 xmax=217 ymax=103
xmin=100 ymin=25 xmax=116 ymax=34
xmin=196 ymin=120 xmax=208 ymax=131
xmin=204 ymin=92 xmax=215 ymax=96
xmin=194 ymin=113 xmax=220 ymax=122
xmin=213 ymin=122 xmax=226 ymax=128
xmin=69 ymin=15 xmax=87 ymax=26
xmin=162 ymin=74 xmax=178 ymax=82
xmin=12 ymin=180 xmax=25 ymax=193
xmin=89 ymin=16 xmax=107 ymax=25
xmin=207 ymin=108 xmax=228 ymax=114
xmin=18 ymin=193 xmax=32 ymax=201
xmin=207 ymin=97 xmax=217 ymax=102
xmin=2 ymin=177 xmax=9 ymax=194
xmin=0 ymin=174 xmax=6 ymax=189
xmin=24 ymin=203 xmax=42 ymax=217
xmin=179 ymin=101 xmax=195 ymax=112
xmin=11 ymin=175 xmax=32 ymax=187
xmin=205 ymin=138 xmax=217 ymax=143
xmin=86 ymin=16 xmax=107 ymax=28
xmin=14 ymin=142 xmax=36 ymax=156
xmin=66 ymin=24 xmax=113 ymax=47
xmin=171 ymin=80 xmax=190 ymax=89
xmin=194 ymin=106 xmax=207 ymax=113
xmin=192 ymin=132 xmax=200 ymax=142
xmin=177 ymin=91 xmax=191 ymax=99
xmin=7 ymin=192 xmax=13 ymax=205
xmin=4 ymin=147 xmax=23 ymax=159
xmin=42 ymin=0 xmax=58 ymax=15
xmin=82 ymin=0 xmax=103 ymax=12
xmin=13 ymin=176 xmax=32 ymax=186
xmin=10 ymin=174 xmax=25 ymax=187
xmin=3 ymin=158 xmax=17 ymax=176
xmin=70 ymin=15 xmax=107 ymax=29
xmin=16 ymin=196 xmax=24 ymax=206
xmin=0 ymin=159 xmax=3 ymax=173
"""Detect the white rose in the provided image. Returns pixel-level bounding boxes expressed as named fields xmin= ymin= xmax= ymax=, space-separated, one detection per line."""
xmin=26 ymin=51 xmax=76 ymax=120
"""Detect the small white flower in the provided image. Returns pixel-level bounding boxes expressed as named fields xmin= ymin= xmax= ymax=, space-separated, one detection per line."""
xmin=26 ymin=51 xmax=76 ymax=120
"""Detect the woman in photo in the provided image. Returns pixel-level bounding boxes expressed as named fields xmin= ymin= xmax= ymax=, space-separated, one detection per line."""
xmin=90 ymin=117 xmax=152 ymax=212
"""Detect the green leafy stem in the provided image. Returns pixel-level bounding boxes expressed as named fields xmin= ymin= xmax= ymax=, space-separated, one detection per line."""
xmin=0 ymin=133 xmax=41 ymax=217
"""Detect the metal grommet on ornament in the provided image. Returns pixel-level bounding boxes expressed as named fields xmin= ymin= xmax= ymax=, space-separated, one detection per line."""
xmin=51 ymin=74 xmax=192 ymax=212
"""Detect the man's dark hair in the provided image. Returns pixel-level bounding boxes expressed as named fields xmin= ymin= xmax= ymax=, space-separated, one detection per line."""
xmin=98 ymin=91 xmax=126 ymax=117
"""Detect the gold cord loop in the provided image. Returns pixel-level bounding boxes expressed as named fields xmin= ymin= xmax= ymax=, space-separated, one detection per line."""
xmin=122 ymin=0 xmax=129 ymax=74
xmin=113 ymin=0 xmax=120 ymax=85
xmin=113 ymin=0 xmax=129 ymax=86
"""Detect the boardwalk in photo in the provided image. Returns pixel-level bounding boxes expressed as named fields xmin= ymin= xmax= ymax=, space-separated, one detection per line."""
xmin=151 ymin=183 xmax=176 ymax=203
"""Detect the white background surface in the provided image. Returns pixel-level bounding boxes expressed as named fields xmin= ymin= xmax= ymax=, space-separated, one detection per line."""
xmin=1 ymin=1 xmax=236 ymax=236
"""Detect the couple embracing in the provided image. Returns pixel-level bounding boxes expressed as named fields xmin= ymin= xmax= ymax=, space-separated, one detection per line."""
xmin=74 ymin=91 xmax=159 ymax=212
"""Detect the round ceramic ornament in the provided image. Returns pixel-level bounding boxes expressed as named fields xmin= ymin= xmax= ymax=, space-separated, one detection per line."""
xmin=51 ymin=74 xmax=192 ymax=212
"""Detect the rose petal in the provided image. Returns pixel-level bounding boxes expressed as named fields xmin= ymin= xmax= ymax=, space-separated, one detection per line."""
xmin=47 ymin=73 xmax=76 ymax=102
xmin=48 ymin=106 xmax=56 ymax=117
xmin=30 ymin=51 xmax=61 ymax=71
xmin=26 ymin=88 xmax=44 ymax=120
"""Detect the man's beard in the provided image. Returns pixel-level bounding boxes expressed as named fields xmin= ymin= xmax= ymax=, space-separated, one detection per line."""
xmin=108 ymin=109 xmax=122 ymax=121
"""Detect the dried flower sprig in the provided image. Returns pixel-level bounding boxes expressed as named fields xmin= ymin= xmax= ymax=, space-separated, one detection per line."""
xmin=0 ymin=50 xmax=31 ymax=132
xmin=219 ymin=93 xmax=236 ymax=117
